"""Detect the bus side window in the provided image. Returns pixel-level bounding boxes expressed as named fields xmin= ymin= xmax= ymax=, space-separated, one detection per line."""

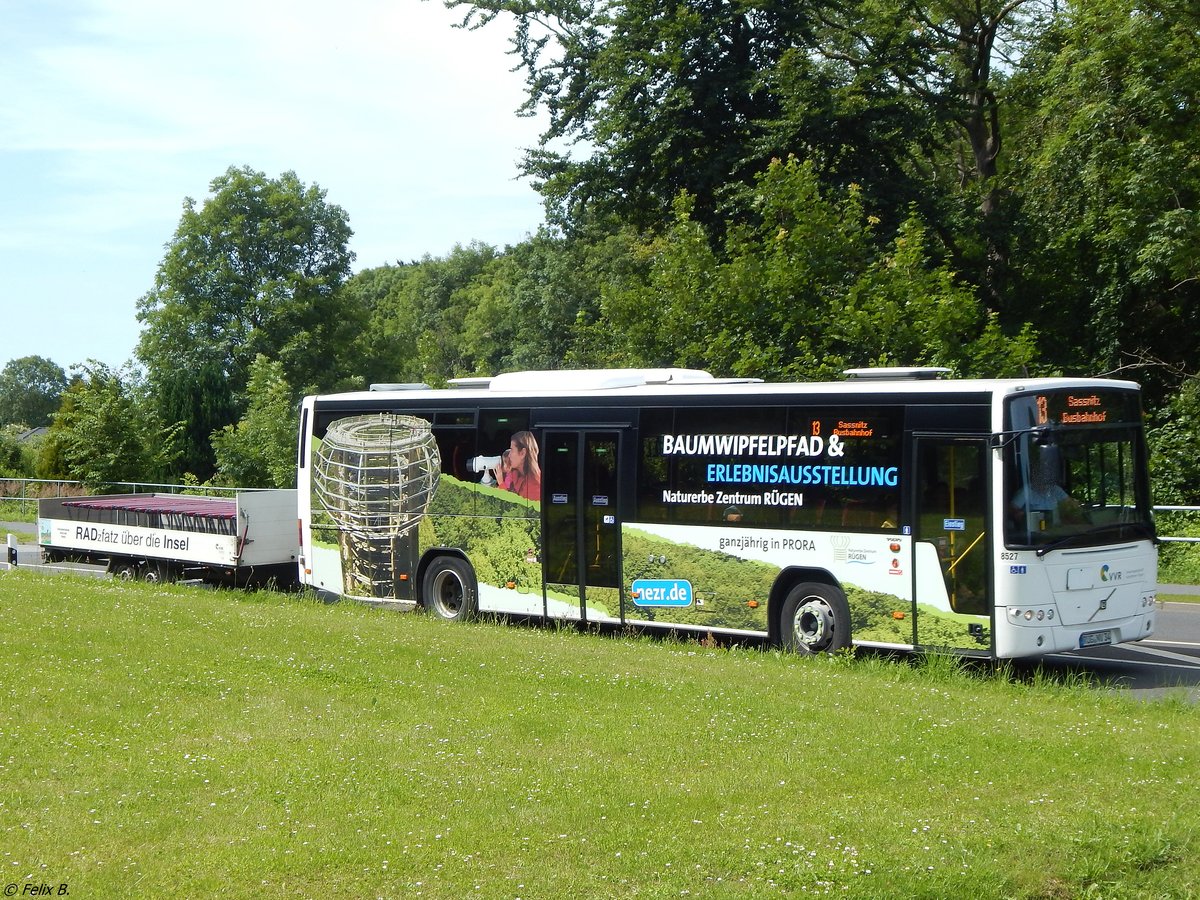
xmin=434 ymin=428 xmax=476 ymax=481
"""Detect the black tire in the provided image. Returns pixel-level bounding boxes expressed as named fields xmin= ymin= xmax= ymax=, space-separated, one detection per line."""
xmin=780 ymin=582 xmax=852 ymax=655
xmin=111 ymin=560 xmax=139 ymax=581
xmin=422 ymin=556 xmax=477 ymax=622
xmin=142 ymin=561 xmax=174 ymax=584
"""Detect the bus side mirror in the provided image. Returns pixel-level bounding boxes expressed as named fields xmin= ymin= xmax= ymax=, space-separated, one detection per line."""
xmin=1032 ymin=425 xmax=1057 ymax=447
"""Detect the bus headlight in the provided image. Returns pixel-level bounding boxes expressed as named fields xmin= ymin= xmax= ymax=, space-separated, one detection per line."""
xmin=1009 ymin=607 xmax=1055 ymax=624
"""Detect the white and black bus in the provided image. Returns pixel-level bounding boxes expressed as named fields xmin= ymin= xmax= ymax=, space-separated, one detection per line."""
xmin=296 ymin=367 xmax=1157 ymax=658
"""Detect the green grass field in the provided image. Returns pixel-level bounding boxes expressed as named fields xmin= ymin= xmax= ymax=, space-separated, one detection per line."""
xmin=0 ymin=570 xmax=1198 ymax=898
xmin=1161 ymin=593 xmax=1200 ymax=605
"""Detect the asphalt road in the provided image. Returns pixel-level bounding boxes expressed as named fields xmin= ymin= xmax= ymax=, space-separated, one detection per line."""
xmin=5 ymin=524 xmax=1200 ymax=701
xmin=1032 ymin=601 xmax=1200 ymax=702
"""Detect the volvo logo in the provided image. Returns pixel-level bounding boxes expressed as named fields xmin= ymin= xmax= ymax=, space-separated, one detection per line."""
xmin=1088 ymin=589 xmax=1115 ymax=622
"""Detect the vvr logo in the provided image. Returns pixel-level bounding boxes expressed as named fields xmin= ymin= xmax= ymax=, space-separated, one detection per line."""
xmin=1100 ymin=565 xmax=1122 ymax=583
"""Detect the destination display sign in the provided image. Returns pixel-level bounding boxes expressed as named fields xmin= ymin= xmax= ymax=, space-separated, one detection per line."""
xmin=1012 ymin=389 xmax=1142 ymax=429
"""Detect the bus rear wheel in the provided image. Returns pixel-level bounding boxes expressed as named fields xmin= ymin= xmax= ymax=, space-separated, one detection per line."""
xmin=780 ymin=582 xmax=851 ymax=655
xmin=422 ymin=556 xmax=477 ymax=622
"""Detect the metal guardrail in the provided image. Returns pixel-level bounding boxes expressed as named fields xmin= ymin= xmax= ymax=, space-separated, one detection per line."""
xmin=1155 ymin=505 xmax=1200 ymax=544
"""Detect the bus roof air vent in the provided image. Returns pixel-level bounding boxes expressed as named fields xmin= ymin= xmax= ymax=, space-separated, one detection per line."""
xmin=843 ymin=367 xmax=952 ymax=381
xmin=488 ymin=368 xmax=716 ymax=392
xmin=447 ymin=377 xmax=494 ymax=389
xmin=640 ymin=368 xmax=716 ymax=385
xmin=369 ymin=382 xmax=432 ymax=392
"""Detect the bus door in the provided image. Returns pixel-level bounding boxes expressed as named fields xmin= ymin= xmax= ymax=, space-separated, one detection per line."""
xmin=541 ymin=430 xmax=623 ymax=623
xmin=911 ymin=435 xmax=992 ymax=650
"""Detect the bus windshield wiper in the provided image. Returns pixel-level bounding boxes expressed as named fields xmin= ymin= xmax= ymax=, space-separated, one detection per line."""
xmin=1035 ymin=521 xmax=1157 ymax=557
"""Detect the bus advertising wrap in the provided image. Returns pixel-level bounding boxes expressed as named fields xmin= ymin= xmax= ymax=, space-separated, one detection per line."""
xmin=645 ymin=412 xmax=901 ymax=531
xmin=39 ymin=517 xmax=238 ymax=566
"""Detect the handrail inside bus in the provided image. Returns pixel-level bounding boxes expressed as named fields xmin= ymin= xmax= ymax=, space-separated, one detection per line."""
xmin=946 ymin=530 xmax=987 ymax=574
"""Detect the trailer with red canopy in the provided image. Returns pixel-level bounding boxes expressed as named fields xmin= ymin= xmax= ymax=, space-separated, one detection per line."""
xmin=38 ymin=491 xmax=298 ymax=586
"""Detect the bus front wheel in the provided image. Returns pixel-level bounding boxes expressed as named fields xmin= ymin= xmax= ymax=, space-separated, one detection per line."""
xmin=780 ymin=582 xmax=851 ymax=655
xmin=422 ymin=556 xmax=477 ymax=622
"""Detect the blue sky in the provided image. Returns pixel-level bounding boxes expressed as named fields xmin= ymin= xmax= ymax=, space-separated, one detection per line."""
xmin=1 ymin=0 xmax=546 ymax=373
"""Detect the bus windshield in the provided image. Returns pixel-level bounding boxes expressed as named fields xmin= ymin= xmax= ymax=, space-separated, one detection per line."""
xmin=1004 ymin=390 xmax=1154 ymax=550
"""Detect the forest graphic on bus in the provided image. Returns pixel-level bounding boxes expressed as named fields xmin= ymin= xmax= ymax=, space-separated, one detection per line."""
xmin=308 ymin=404 xmax=991 ymax=650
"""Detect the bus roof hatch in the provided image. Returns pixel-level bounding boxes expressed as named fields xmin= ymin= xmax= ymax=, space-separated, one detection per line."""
xmin=843 ymin=367 xmax=951 ymax=381
xmin=489 ymin=368 xmax=716 ymax=392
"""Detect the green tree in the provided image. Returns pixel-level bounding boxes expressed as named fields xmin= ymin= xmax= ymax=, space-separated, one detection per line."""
xmin=591 ymin=157 xmax=1037 ymax=379
xmin=0 ymin=355 xmax=68 ymax=428
xmin=1148 ymin=377 xmax=1200 ymax=507
xmin=449 ymin=0 xmax=1061 ymax=313
xmin=347 ymin=228 xmax=650 ymax=382
xmin=136 ymin=166 xmax=360 ymax=474
xmin=458 ymin=226 xmax=649 ymax=373
xmin=45 ymin=362 xmax=180 ymax=488
xmin=343 ymin=263 xmax=423 ymax=388
xmin=448 ymin=0 xmax=940 ymax=241
xmin=154 ymin=359 xmax=238 ymax=482
xmin=0 ymin=426 xmax=29 ymax=477
xmin=817 ymin=1 xmax=1049 ymax=283
xmin=367 ymin=243 xmax=501 ymax=383
xmin=210 ymin=355 xmax=298 ymax=489
xmin=1008 ymin=0 xmax=1200 ymax=400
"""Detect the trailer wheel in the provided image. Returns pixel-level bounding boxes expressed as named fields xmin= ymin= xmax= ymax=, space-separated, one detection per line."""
xmin=142 ymin=562 xmax=174 ymax=584
xmin=422 ymin=556 xmax=477 ymax=622
xmin=111 ymin=561 xmax=138 ymax=581
xmin=780 ymin=582 xmax=852 ymax=655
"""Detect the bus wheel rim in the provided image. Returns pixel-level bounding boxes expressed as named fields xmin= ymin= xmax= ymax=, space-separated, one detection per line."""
xmin=794 ymin=598 xmax=834 ymax=649
xmin=432 ymin=570 xmax=463 ymax=617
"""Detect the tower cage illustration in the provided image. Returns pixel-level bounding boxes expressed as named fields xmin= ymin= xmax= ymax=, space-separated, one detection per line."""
xmin=312 ymin=414 xmax=441 ymax=598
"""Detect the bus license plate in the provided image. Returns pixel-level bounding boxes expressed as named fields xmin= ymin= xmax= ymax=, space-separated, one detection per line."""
xmin=1080 ymin=630 xmax=1113 ymax=648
